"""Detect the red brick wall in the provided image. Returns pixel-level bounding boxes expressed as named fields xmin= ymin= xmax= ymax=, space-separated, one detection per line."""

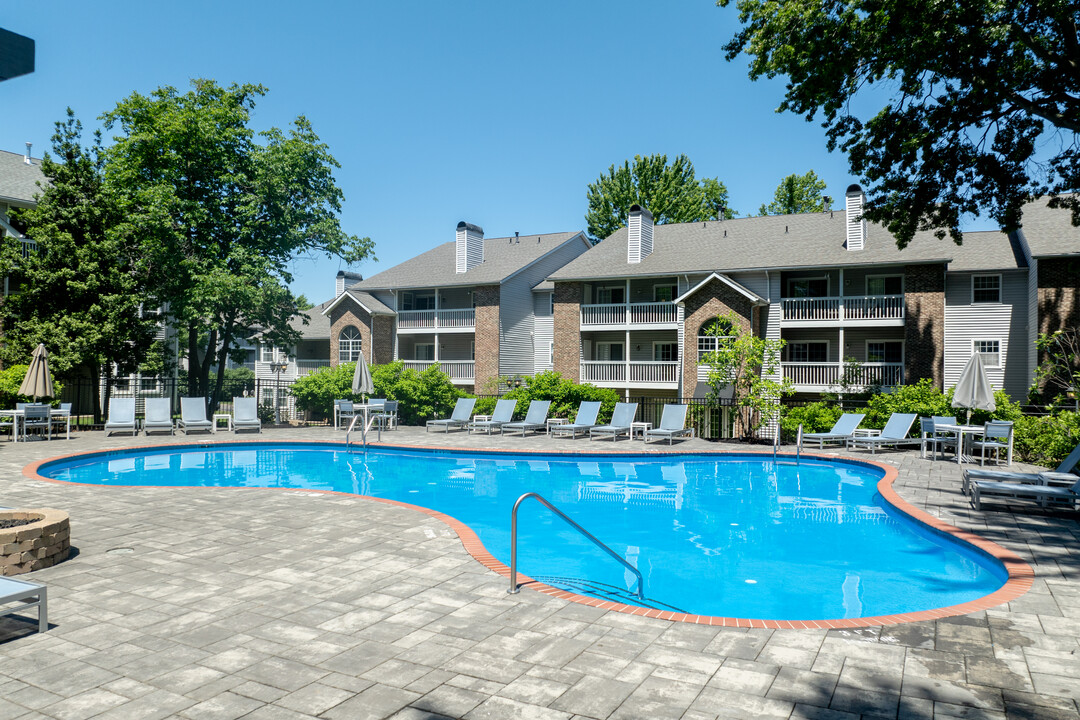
xmin=553 ymin=282 xmax=583 ymax=382
xmin=473 ymin=284 xmax=501 ymax=393
xmin=329 ymin=298 xmax=373 ymax=366
xmin=680 ymin=278 xmax=755 ymax=397
xmin=371 ymin=315 xmax=394 ymax=365
xmin=1038 ymin=257 xmax=1080 ymax=336
xmin=903 ymin=263 xmax=945 ymax=388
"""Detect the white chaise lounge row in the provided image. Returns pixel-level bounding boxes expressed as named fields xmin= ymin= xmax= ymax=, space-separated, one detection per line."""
xmin=104 ymin=397 xmax=262 ymax=436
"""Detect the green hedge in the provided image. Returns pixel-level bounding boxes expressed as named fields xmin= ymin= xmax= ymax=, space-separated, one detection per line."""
xmin=1013 ymin=412 xmax=1080 ymax=468
xmin=473 ymin=371 xmax=620 ymax=423
xmin=0 ymin=365 xmax=65 ymax=408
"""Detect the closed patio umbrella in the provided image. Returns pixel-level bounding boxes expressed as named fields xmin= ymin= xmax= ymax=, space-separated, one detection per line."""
xmin=952 ymin=352 xmax=995 ymax=423
xmin=351 ymin=352 xmax=373 ymax=401
xmin=18 ymin=344 xmax=54 ymax=399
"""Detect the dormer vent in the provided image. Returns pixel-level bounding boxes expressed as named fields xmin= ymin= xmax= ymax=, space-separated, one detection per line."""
xmin=845 ymin=184 xmax=866 ymax=251
xmin=456 ymin=221 xmax=484 ymax=273
xmin=627 ymin=204 xmax=654 ymax=264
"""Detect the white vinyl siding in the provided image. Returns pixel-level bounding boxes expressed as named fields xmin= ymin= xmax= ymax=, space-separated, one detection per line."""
xmin=945 ymin=271 xmax=1028 ymax=400
xmin=533 ymin=291 xmax=554 ymax=372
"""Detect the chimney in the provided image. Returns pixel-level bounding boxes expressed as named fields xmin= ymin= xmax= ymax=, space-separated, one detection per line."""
xmin=845 ymin=184 xmax=866 ymax=251
xmin=456 ymin=221 xmax=484 ymax=273
xmin=627 ymin=204 xmax=654 ymax=264
xmin=335 ymin=270 xmax=362 ymax=297
xmin=24 ymin=142 xmax=32 ymax=165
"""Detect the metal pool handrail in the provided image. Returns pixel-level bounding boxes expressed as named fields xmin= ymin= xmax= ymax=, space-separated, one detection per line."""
xmin=508 ymin=492 xmax=644 ymax=600
xmin=345 ymin=412 xmax=380 ymax=451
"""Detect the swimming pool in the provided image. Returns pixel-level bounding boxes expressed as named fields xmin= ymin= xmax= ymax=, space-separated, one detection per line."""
xmin=36 ymin=443 xmax=1018 ymax=623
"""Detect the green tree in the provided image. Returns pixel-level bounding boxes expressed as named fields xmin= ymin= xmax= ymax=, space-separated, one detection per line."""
xmin=700 ymin=312 xmax=793 ymax=440
xmin=102 ymin=79 xmax=375 ymax=411
xmin=758 ymin=170 xmax=828 ymax=215
xmin=719 ymin=0 xmax=1080 ymax=246
xmin=294 ymin=294 xmax=315 ymax=311
xmin=0 ymin=110 xmax=158 ymax=421
xmin=1030 ymin=328 xmax=1080 ymax=406
xmin=585 ymin=154 xmax=735 ymax=240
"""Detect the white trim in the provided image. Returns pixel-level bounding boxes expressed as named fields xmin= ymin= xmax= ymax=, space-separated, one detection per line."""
xmin=971 ymin=273 xmax=1002 ymax=304
xmin=652 ymin=281 xmax=678 ymax=303
xmin=673 ymin=272 xmax=768 ymax=305
xmin=973 ymin=338 xmax=1002 ymax=369
xmin=320 ymin=290 xmax=394 ymax=316
xmin=865 ymin=274 xmax=904 ymax=296
xmin=652 ymin=341 xmax=679 ymax=362
xmin=865 ymin=339 xmax=905 ymax=364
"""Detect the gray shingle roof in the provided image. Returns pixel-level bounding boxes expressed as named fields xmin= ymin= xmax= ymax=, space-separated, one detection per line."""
xmin=547 ymin=212 xmax=1024 ymax=280
xmin=0 ymin=149 xmax=46 ymax=205
xmin=351 ymin=231 xmax=586 ymax=290
xmin=1019 ymin=196 xmax=1080 ymax=258
xmin=287 ymin=299 xmax=332 ymax=340
xmin=948 ymin=230 xmax=1027 ymax=271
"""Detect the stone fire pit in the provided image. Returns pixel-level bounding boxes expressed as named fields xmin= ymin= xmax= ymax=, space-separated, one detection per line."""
xmin=0 ymin=509 xmax=70 ymax=576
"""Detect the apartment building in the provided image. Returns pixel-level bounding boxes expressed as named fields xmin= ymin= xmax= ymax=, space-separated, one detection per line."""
xmin=324 ymin=222 xmax=593 ymax=392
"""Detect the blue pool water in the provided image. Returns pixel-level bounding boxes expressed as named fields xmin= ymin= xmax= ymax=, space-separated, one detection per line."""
xmin=39 ymin=443 xmax=1007 ymax=620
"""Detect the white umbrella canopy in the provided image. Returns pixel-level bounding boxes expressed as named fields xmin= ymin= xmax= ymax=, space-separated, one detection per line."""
xmin=351 ymin=352 xmax=374 ymax=400
xmin=18 ymin=344 xmax=55 ymax=400
xmin=952 ymin=352 xmax=996 ymax=423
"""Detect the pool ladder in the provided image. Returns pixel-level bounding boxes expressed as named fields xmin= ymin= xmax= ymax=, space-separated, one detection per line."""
xmin=508 ymin=492 xmax=644 ymax=600
xmin=772 ymin=424 xmax=802 ymax=464
xmin=345 ymin=413 xmax=380 ymax=451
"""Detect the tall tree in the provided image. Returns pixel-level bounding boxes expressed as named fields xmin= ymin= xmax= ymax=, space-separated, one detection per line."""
xmin=585 ymin=154 xmax=734 ymax=240
xmin=758 ymin=170 xmax=828 ymax=215
xmin=719 ymin=0 xmax=1080 ymax=246
xmin=102 ymin=80 xmax=374 ymax=410
xmin=0 ymin=109 xmax=158 ymax=420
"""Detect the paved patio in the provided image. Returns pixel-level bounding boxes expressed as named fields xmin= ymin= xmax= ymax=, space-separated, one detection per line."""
xmin=0 ymin=425 xmax=1077 ymax=720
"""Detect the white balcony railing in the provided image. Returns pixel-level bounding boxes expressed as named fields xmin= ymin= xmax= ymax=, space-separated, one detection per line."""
xmin=581 ymin=361 xmax=679 ymax=385
xmin=783 ymin=362 xmax=904 ymax=388
xmin=580 ymin=302 xmax=678 ymax=326
xmin=397 ymin=308 xmax=475 ymax=330
xmin=780 ymin=295 xmax=904 ymax=323
xmin=401 ymin=360 xmax=475 ymax=381
xmin=295 ymin=359 xmax=332 ymax=376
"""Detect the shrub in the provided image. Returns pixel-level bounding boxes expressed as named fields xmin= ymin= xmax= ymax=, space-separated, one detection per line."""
xmin=386 ymin=364 xmax=466 ymax=426
xmin=479 ymin=371 xmax=620 ymax=423
xmin=862 ymin=379 xmax=1020 ymax=432
xmin=781 ymin=402 xmax=843 ymax=441
xmin=289 ymin=364 xmax=356 ymax=418
xmin=1013 ymin=412 xmax=1080 ymax=468
xmin=0 ymin=364 xmax=65 ymax=408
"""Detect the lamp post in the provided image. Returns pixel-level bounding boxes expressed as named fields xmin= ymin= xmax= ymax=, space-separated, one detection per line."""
xmin=269 ymin=356 xmax=288 ymax=425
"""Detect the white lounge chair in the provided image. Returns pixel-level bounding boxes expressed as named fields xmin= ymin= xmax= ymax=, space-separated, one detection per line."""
xmin=0 ymin=576 xmax=48 ymax=634
xmin=970 ymin=475 xmax=1080 ymax=511
xmin=502 ymin=400 xmax=551 ymax=437
xmin=845 ymin=413 xmax=919 ymax=454
xmin=177 ymin=397 xmax=214 ymax=435
xmin=550 ymin=401 xmax=602 ymax=439
xmin=962 ymin=441 xmax=1080 ymax=495
xmin=426 ymin=398 xmax=476 ymax=433
xmin=799 ymin=413 xmax=865 ymax=448
xmin=590 ymin=402 xmax=638 ymax=441
xmin=471 ymin=399 xmax=517 ymax=435
xmin=645 ymin=404 xmax=693 ymax=445
xmin=232 ymin=397 xmax=262 ymax=433
xmin=143 ymin=398 xmax=174 ymax=435
xmin=103 ymin=398 xmax=137 ymax=436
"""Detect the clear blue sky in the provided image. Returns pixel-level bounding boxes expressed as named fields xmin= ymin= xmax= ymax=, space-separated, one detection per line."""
xmin=2 ymin=1 xmax=993 ymax=304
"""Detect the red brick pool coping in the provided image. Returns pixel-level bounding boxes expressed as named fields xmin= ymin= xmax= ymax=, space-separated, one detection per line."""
xmin=25 ymin=439 xmax=1034 ymax=630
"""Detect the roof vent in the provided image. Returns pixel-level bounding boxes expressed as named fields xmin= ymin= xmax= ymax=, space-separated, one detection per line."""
xmin=456 ymin=221 xmax=484 ymax=273
xmin=845 ymin=184 xmax=866 ymax=251
xmin=627 ymin=204 xmax=654 ymax=264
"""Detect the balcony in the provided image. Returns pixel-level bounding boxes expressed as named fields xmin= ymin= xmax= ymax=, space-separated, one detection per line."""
xmin=580 ymin=361 xmax=680 ymax=388
xmin=782 ymin=362 xmax=904 ymax=391
xmin=401 ymin=360 xmax=475 ymax=384
xmin=580 ymin=302 xmax=678 ymax=329
xmin=397 ymin=308 xmax=475 ymax=332
xmin=780 ymin=295 xmax=904 ymax=326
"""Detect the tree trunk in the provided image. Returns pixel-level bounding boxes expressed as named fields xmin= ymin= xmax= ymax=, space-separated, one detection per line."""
xmin=90 ymin=362 xmax=102 ymax=424
xmin=209 ymin=320 xmax=235 ymax=415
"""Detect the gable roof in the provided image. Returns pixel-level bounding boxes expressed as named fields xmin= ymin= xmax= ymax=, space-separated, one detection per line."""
xmin=350 ymin=231 xmax=588 ymax=291
xmin=0 ymin=149 xmax=46 ymax=206
xmin=947 ymin=230 xmax=1027 ymax=271
xmin=546 ymin=212 xmax=1028 ymax=281
xmin=674 ymin=273 xmax=768 ymax=305
xmin=320 ymin=289 xmax=395 ymax=317
xmin=1018 ymin=196 xmax=1080 ymax=258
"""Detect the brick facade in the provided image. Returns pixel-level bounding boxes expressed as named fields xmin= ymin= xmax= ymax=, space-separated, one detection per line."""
xmin=1037 ymin=257 xmax=1080 ymax=336
xmin=680 ymin=278 xmax=756 ymax=398
xmin=472 ymin=284 xmax=501 ymax=393
xmin=328 ymin=298 xmax=393 ymax=366
xmin=553 ymin=282 xmax=583 ymax=382
xmin=903 ymin=263 xmax=945 ymax=388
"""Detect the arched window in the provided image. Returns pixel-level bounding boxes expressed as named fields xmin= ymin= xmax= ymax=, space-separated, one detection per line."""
xmin=339 ymin=326 xmax=363 ymax=363
xmin=697 ymin=317 xmax=734 ymax=362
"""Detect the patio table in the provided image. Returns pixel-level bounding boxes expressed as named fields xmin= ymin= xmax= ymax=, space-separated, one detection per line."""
xmin=934 ymin=423 xmax=985 ymax=464
xmin=0 ymin=408 xmax=71 ymax=442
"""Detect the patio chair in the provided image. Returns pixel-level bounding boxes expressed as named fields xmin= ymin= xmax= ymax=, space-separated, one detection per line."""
xmin=971 ymin=421 xmax=1013 ymax=466
xmin=143 ymin=398 xmax=174 ymax=435
xmin=103 ymin=398 xmax=137 ymax=437
xmin=22 ymin=404 xmax=51 ymax=440
xmin=550 ymin=401 xmax=602 ymax=439
xmin=336 ymin=400 xmax=356 ymax=429
xmin=232 ymin=397 xmax=262 ymax=433
xmin=177 ymin=397 xmax=214 ymax=435
xmin=962 ymin=441 xmax=1080 ymax=495
xmin=502 ymin=400 xmax=552 ymax=437
xmin=50 ymin=402 xmax=72 ymax=439
xmin=799 ymin=413 xmax=865 ymax=449
xmin=426 ymin=398 xmax=477 ymax=433
xmin=590 ymin=402 xmax=638 ymax=441
xmin=645 ymin=404 xmax=693 ymax=445
xmin=970 ymin=474 xmax=1080 ymax=511
xmin=930 ymin=416 xmax=959 ymax=458
xmin=372 ymin=400 xmax=398 ymax=431
xmin=846 ymin=413 xmax=919 ymax=454
xmin=470 ymin=399 xmax=517 ymax=435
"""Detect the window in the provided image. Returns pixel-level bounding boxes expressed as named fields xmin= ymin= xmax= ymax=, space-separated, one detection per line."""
xmin=595 ymin=285 xmax=625 ymax=304
xmin=866 ymin=341 xmax=904 ymax=363
xmin=974 ymin=339 xmax=1001 ymax=368
xmin=596 ymin=342 xmax=624 ymax=361
xmin=470 ymin=340 xmax=475 ymax=361
xmin=549 ymin=293 xmax=555 ymax=315
xmin=972 ymin=275 xmax=1001 ymax=303
xmin=654 ymin=342 xmax=678 ymax=362
xmin=549 ymin=342 xmax=555 ymax=366
xmin=788 ymin=342 xmax=829 ymax=363
xmin=866 ymin=275 xmax=903 ymax=296
xmin=338 ymin=326 xmax=363 ymax=363
xmin=401 ymin=291 xmax=435 ymax=311
xmin=415 ymin=343 xmax=435 ymax=361
xmin=653 ymin=284 xmax=677 ymax=302
xmin=788 ymin=277 xmax=829 ymax=297
xmin=698 ymin=317 xmax=734 ymax=361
